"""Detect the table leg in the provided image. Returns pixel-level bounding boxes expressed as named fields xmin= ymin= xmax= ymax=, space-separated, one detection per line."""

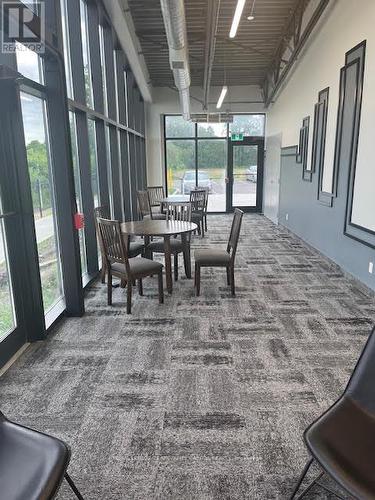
xmin=182 ymin=234 xmax=192 ymax=279
xmin=164 ymin=235 xmax=173 ymax=294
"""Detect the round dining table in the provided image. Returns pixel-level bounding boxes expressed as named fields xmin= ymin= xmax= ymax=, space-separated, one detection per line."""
xmin=121 ymin=219 xmax=197 ymax=294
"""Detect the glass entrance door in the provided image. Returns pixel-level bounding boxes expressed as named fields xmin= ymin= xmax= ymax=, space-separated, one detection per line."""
xmin=228 ymin=138 xmax=264 ymax=212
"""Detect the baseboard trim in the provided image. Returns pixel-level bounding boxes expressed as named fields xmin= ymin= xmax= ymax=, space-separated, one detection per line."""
xmin=0 ymin=343 xmax=30 ymax=378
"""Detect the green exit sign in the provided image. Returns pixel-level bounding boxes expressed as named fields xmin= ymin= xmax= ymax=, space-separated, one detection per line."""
xmin=231 ymin=133 xmax=244 ymax=141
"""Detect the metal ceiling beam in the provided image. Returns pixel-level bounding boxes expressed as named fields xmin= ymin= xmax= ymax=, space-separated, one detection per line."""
xmin=262 ymin=0 xmax=330 ymax=107
xmin=216 ymin=36 xmax=271 ymax=59
xmin=202 ymin=0 xmax=221 ymax=110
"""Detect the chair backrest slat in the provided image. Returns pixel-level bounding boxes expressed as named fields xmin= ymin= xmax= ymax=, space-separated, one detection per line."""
xmin=227 ymin=209 xmax=243 ymax=262
xmin=147 ymin=186 xmax=165 ymax=207
xmin=166 ymin=202 xmax=191 ymax=222
xmin=94 ymin=206 xmax=110 ymax=262
xmin=190 ymin=189 xmax=206 ymax=214
xmin=97 ymin=218 xmax=130 ymax=274
xmin=137 ymin=190 xmax=151 ymax=219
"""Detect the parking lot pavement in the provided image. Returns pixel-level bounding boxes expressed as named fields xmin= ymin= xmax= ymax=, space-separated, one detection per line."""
xmin=173 ymin=178 xmax=257 ymax=196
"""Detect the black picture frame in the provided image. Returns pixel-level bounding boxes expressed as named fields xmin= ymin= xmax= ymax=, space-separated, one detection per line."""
xmin=341 ymin=41 xmax=375 ymax=247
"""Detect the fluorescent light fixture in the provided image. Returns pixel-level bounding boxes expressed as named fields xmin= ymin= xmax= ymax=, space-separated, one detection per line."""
xmin=247 ymin=15 xmax=255 ymax=20
xmin=216 ymin=86 xmax=228 ymax=109
xmin=229 ymin=0 xmax=246 ymax=38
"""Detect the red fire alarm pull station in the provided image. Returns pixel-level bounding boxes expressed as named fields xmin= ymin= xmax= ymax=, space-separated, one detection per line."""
xmin=74 ymin=213 xmax=85 ymax=230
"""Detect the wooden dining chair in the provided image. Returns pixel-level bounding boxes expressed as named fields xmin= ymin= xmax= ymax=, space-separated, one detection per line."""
xmin=194 ymin=208 xmax=243 ymax=296
xmin=94 ymin=206 xmax=144 ymax=284
xmin=137 ymin=190 xmax=166 ymax=220
xmin=97 ymin=217 xmax=164 ymax=314
xmin=190 ymin=189 xmax=206 ymax=237
xmin=147 ymin=185 xmax=165 ymax=214
xmin=147 ymin=202 xmax=192 ymax=281
xmin=94 ymin=205 xmax=109 ymax=283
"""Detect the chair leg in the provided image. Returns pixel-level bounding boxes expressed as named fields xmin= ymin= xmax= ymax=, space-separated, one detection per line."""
xmin=158 ymin=270 xmax=164 ymax=303
xmin=226 ymin=266 xmax=230 ymax=286
xmin=201 ymin=219 xmax=205 ymax=238
xmin=289 ymin=458 xmax=314 ymax=499
xmin=230 ymin=266 xmax=235 ymax=296
xmin=138 ymin=279 xmax=143 ymax=296
xmin=174 ymin=253 xmax=178 ymax=281
xmin=195 ymin=264 xmax=201 ymax=296
xmin=107 ymin=272 xmax=112 ymax=305
xmin=204 ymin=215 xmax=207 ymax=232
xmin=101 ymin=261 xmax=106 ymax=284
xmin=120 ymin=278 xmax=126 ymax=288
xmin=126 ymin=279 xmax=132 ymax=314
xmin=64 ymin=472 xmax=84 ymax=500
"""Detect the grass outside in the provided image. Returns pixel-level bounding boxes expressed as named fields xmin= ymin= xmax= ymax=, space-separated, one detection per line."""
xmin=0 ymin=235 xmax=61 ymax=338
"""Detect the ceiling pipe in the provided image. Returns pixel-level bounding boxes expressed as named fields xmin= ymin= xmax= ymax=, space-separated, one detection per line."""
xmin=203 ymin=0 xmax=221 ymax=110
xmin=160 ymin=0 xmax=191 ymax=120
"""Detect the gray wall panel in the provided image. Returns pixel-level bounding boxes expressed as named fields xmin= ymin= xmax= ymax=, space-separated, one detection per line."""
xmin=279 ymin=148 xmax=375 ymax=291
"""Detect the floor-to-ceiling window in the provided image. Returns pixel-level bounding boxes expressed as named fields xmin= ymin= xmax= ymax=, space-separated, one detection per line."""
xmin=0 ymin=201 xmax=16 ymax=340
xmin=61 ymin=0 xmax=147 ymax=268
xmin=69 ymin=112 xmax=88 ymax=275
xmin=21 ymin=93 xmax=64 ymax=315
xmin=79 ymin=0 xmax=94 ymax=109
xmin=0 ymin=0 xmax=147 ymax=368
xmin=164 ymin=114 xmax=265 ymax=212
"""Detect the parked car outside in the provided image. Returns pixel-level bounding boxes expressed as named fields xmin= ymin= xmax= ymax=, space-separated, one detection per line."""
xmin=181 ymin=170 xmax=212 ymax=194
xmin=246 ymin=165 xmax=258 ymax=182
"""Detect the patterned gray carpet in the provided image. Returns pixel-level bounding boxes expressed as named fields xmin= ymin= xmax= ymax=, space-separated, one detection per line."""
xmin=1 ymin=214 xmax=375 ymax=499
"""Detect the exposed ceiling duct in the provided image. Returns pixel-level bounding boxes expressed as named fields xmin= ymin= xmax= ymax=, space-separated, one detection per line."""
xmin=160 ymin=0 xmax=191 ymax=120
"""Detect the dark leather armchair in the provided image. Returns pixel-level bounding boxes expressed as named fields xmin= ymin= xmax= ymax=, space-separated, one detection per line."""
xmin=290 ymin=325 xmax=375 ymax=499
xmin=0 ymin=411 xmax=83 ymax=499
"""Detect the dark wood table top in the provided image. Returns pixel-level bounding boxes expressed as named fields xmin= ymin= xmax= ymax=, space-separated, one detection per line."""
xmin=121 ymin=219 xmax=197 ymax=236
xmin=160 ymin=195 xmax=190 ymax=204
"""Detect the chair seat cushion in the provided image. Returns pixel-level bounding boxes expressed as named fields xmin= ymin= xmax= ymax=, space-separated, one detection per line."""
xmin=144 ymin=213 xmax=166 ymax=221
xmin=148 ymin=238 xmax=183 ymax=253
xmin=0 ymin=416 xmax=69 ymax=500
xmin=111 ymin=257 xmax=163 ymax=276
xmin=128 ymin=241 xmax=144 ymax=257
xmin=305 ymin=397 xmax=375 ymax=499
xmin=194 ymin=249 xmax=230 ymax=266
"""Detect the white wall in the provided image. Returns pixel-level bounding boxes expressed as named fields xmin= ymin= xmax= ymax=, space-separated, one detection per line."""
xmin=145 ymin=85 xmax=265 ymax=186
xmin=264 ymin=0 xmax=375 ymax=224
